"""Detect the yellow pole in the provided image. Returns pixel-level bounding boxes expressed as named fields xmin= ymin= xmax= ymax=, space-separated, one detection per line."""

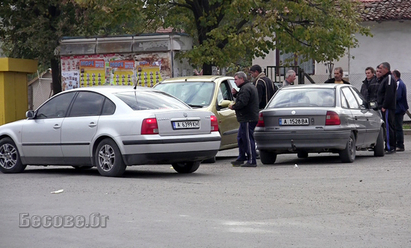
xmin=0 ymin=58 xmax=38 ymax=125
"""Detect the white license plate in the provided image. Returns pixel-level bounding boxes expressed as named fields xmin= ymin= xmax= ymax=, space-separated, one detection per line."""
xmin=279 ymin=118 xmax=309 ymax=126
xmin=172 ymin=121 xmax=200 ymax=129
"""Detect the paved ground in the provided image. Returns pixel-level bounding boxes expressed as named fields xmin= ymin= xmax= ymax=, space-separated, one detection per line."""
xmin=1 ymin=137 xmax=411 ymax=248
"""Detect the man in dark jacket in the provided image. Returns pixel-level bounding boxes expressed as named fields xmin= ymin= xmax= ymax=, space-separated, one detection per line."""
xmin=229 ymin=71 xmax=259 ymax=167
xmin=249 ymin=64 xmax=277 ymax=109
xmin=361 ymin=67 xmax=379 ymax=108
xmin=324 ymin=67 xmax=350 ymax=84
xmin=377 ymin=62 xmax=397 ymax=154
xmin=392 ymin=70 xmax=409 ymax=151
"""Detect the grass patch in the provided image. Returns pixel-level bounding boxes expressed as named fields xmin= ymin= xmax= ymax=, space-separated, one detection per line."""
xmin=403 ymin=124 xmax=411 ymax=129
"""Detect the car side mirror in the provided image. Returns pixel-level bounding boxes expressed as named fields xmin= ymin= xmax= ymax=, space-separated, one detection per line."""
xmin=26 ymin=110 xmax=35 ymax=119
xmin=218 ymin=100 xmax=232 ymax=108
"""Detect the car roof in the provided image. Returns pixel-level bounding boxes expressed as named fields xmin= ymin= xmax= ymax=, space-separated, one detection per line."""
xmin=160 ymin=75 xmax=234 ymax=83
xmin=280 ymin=84 xmax=351 ymax=90
xmin=61 ymin=86 xmax=161 ymax=94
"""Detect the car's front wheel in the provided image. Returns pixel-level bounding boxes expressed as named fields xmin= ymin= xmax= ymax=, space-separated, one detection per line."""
xmin=260 ymin=150 xmax=277 ymax=164
xmin=0 ymin=137 xmax=26 ymax=173
xmin=374 ymin=127 xmax=385 ymax=157
xmin=95 ymin=138 xmax=126 ymax=177
xmin=172 ymin=161 xmax=201 ymax=173
xmin=339 ymin=132 xmax=356 ymax=163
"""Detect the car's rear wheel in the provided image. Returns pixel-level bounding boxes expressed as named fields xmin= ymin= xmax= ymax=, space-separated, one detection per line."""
xmin=297 ymin=151 xmax=308 ymax=159
xmin=203 ymin=156 xmax=217 ymax=163
xmin=95 ymin=138 xmax=126 ymax=177
xmin=260 ymin=150 xmax=277 ymax=164
xmin=339 ymin=132 xmax=356 ymax=163
xmin=374 ymin=127 xmax=385 ymax=157
xmin=0 ymin=137 xmax=26 ymax=173
xmin=172 ymin=161 xmax=201 ymax=173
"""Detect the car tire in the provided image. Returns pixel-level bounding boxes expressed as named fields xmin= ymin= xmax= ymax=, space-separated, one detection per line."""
xmin=374 ymin=127 xmax=385 ymax=157
xmin=172 ymin=161 xmax=201 ymax=173
xmin=203 ymin=156 xmax=217 ymax=163
xmin=339 ymin=132 xmax=356 ymax=163
xmin=95 ymin=138 xmax=126 ymax=177
xmin=297 ymin=151 xmax=308 ymax=159
xmin=0 ymin=137 xmax=26 ymax=173
xmin=260 ymin=150 xmax=277 ymax=164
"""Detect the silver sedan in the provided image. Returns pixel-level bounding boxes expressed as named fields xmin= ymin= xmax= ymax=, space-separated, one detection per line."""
xmin=255 ymin=84 xmax=385 ymax=164
xmin=0 ymin=86 xmax=221 ymax=176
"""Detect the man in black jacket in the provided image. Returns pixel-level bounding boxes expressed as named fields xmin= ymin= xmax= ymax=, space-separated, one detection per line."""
xmin=377 ymin=62 xmax=397 ymax=154
xmin=249 ymin=64 xmax=277 ymax=109
xmin=229 ymin=71 xmax=259 ymax=167
xmin=360 ymin=66 xmax=379 ymax=108
xmin=324 ymin=67 xmax=350 ymax=84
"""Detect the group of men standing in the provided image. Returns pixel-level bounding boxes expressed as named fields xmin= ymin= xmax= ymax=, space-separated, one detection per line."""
xmin=228 ymin=62 xmax=408 ymax=167
xmin=357 ymin=62 xmax=409 ymax=153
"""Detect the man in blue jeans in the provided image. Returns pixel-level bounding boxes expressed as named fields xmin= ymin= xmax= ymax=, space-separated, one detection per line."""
xmin=229 ymin=71 xmax=259 ymax=167
xmin=392 ymin=70 xmax=409 ymax=151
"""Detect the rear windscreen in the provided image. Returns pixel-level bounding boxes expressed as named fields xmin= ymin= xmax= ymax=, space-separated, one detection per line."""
xmin=268 ymin=88 xmax=335 ymax=108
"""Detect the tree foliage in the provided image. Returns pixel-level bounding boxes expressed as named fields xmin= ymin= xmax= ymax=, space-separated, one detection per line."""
xmin=1 ymin=0 xmax=370 ymax=88
xmin=144 ymin=0 xmax=370 ymax=74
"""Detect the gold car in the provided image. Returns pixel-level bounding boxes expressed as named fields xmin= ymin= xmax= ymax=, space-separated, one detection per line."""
xmin=154 ymin=76 xmax=239 ymax=160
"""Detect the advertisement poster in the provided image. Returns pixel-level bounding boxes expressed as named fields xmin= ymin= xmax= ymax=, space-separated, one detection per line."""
xmin=79 ymin=59 xmax=106 ymax=87
xmin=62 ymin=71 xmax=80 ymax=90
xmin=60 ymin=53 xmax=172 ymax=90
xmin=110 ymin=60 xmax=135 ymax=86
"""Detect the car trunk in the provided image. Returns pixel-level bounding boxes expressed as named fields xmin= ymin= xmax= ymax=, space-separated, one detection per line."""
xmin=154 ymin=110 xmax=212 ymax=136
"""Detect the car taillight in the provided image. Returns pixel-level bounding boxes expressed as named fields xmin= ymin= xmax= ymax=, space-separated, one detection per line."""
xmin=257 ymin=113 xmax=265 ymax=127
xmin=325 ymin=111 xmax=341 ymax=125
xmin=210 ymin=115 xmax=219 ymax=132
xmin=141 ymin=118 xmax=159 ymax=134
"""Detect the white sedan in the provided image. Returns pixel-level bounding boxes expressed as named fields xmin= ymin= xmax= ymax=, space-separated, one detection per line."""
xmin=0 ymin=86 xmax=221 ymax=176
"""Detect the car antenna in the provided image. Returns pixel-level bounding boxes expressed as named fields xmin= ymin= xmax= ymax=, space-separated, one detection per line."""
xmin=134 ymin=67 xmax=142 ymax=90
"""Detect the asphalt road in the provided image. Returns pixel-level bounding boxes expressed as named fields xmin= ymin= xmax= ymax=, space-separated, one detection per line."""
xmin=1 ymin=137 xmax=411 ymax=248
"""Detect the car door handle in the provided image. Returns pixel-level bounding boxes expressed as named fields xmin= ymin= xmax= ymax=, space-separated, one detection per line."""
xmin=53 ymin=124 xmax=61 ymax=129
xmin=89 ymin=122 xmax=97 ymax=127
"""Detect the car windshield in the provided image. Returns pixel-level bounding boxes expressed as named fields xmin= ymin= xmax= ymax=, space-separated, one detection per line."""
xmin=268 ymin=88 xmax=335 ymax=108
xmin=155 ymin=82 xmax=215 ymax=108
xmin=114 ymin=91 xmax=189 ymax=110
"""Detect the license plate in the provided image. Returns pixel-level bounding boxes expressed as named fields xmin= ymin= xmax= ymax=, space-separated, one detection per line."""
xmin=279 ymin=118 xmax=309 ymax=126
xmin=172 ymin=121 xmax=200 ymax=129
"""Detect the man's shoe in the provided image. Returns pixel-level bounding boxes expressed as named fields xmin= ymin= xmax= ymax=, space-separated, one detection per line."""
xmin=231 ymin=160 xmax=245 ymax=167
xmin=396 ymin=147 xmax=405 ymax=152
xmin=385 ymin=149 xmax=396 ymax=154
xmin=241 ymin=162 xmax=257 ymax=167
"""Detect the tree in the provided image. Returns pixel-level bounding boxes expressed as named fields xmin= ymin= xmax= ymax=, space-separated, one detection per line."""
xmin=143 ymin=0 xmax=370 ymax=75
xmin=0 ymin=0 xmax=147 ymax=95
xmin=0 ymin=0 xmax=85 ymax=94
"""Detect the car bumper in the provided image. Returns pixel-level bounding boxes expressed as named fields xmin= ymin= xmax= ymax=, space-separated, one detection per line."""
xmin=123 ymin=150 xmax=219 ymax=165
xmin=121 ymin=134 xmax=221 ymax=165
xmin=254 ymin=129 xmax=350 ymax=152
